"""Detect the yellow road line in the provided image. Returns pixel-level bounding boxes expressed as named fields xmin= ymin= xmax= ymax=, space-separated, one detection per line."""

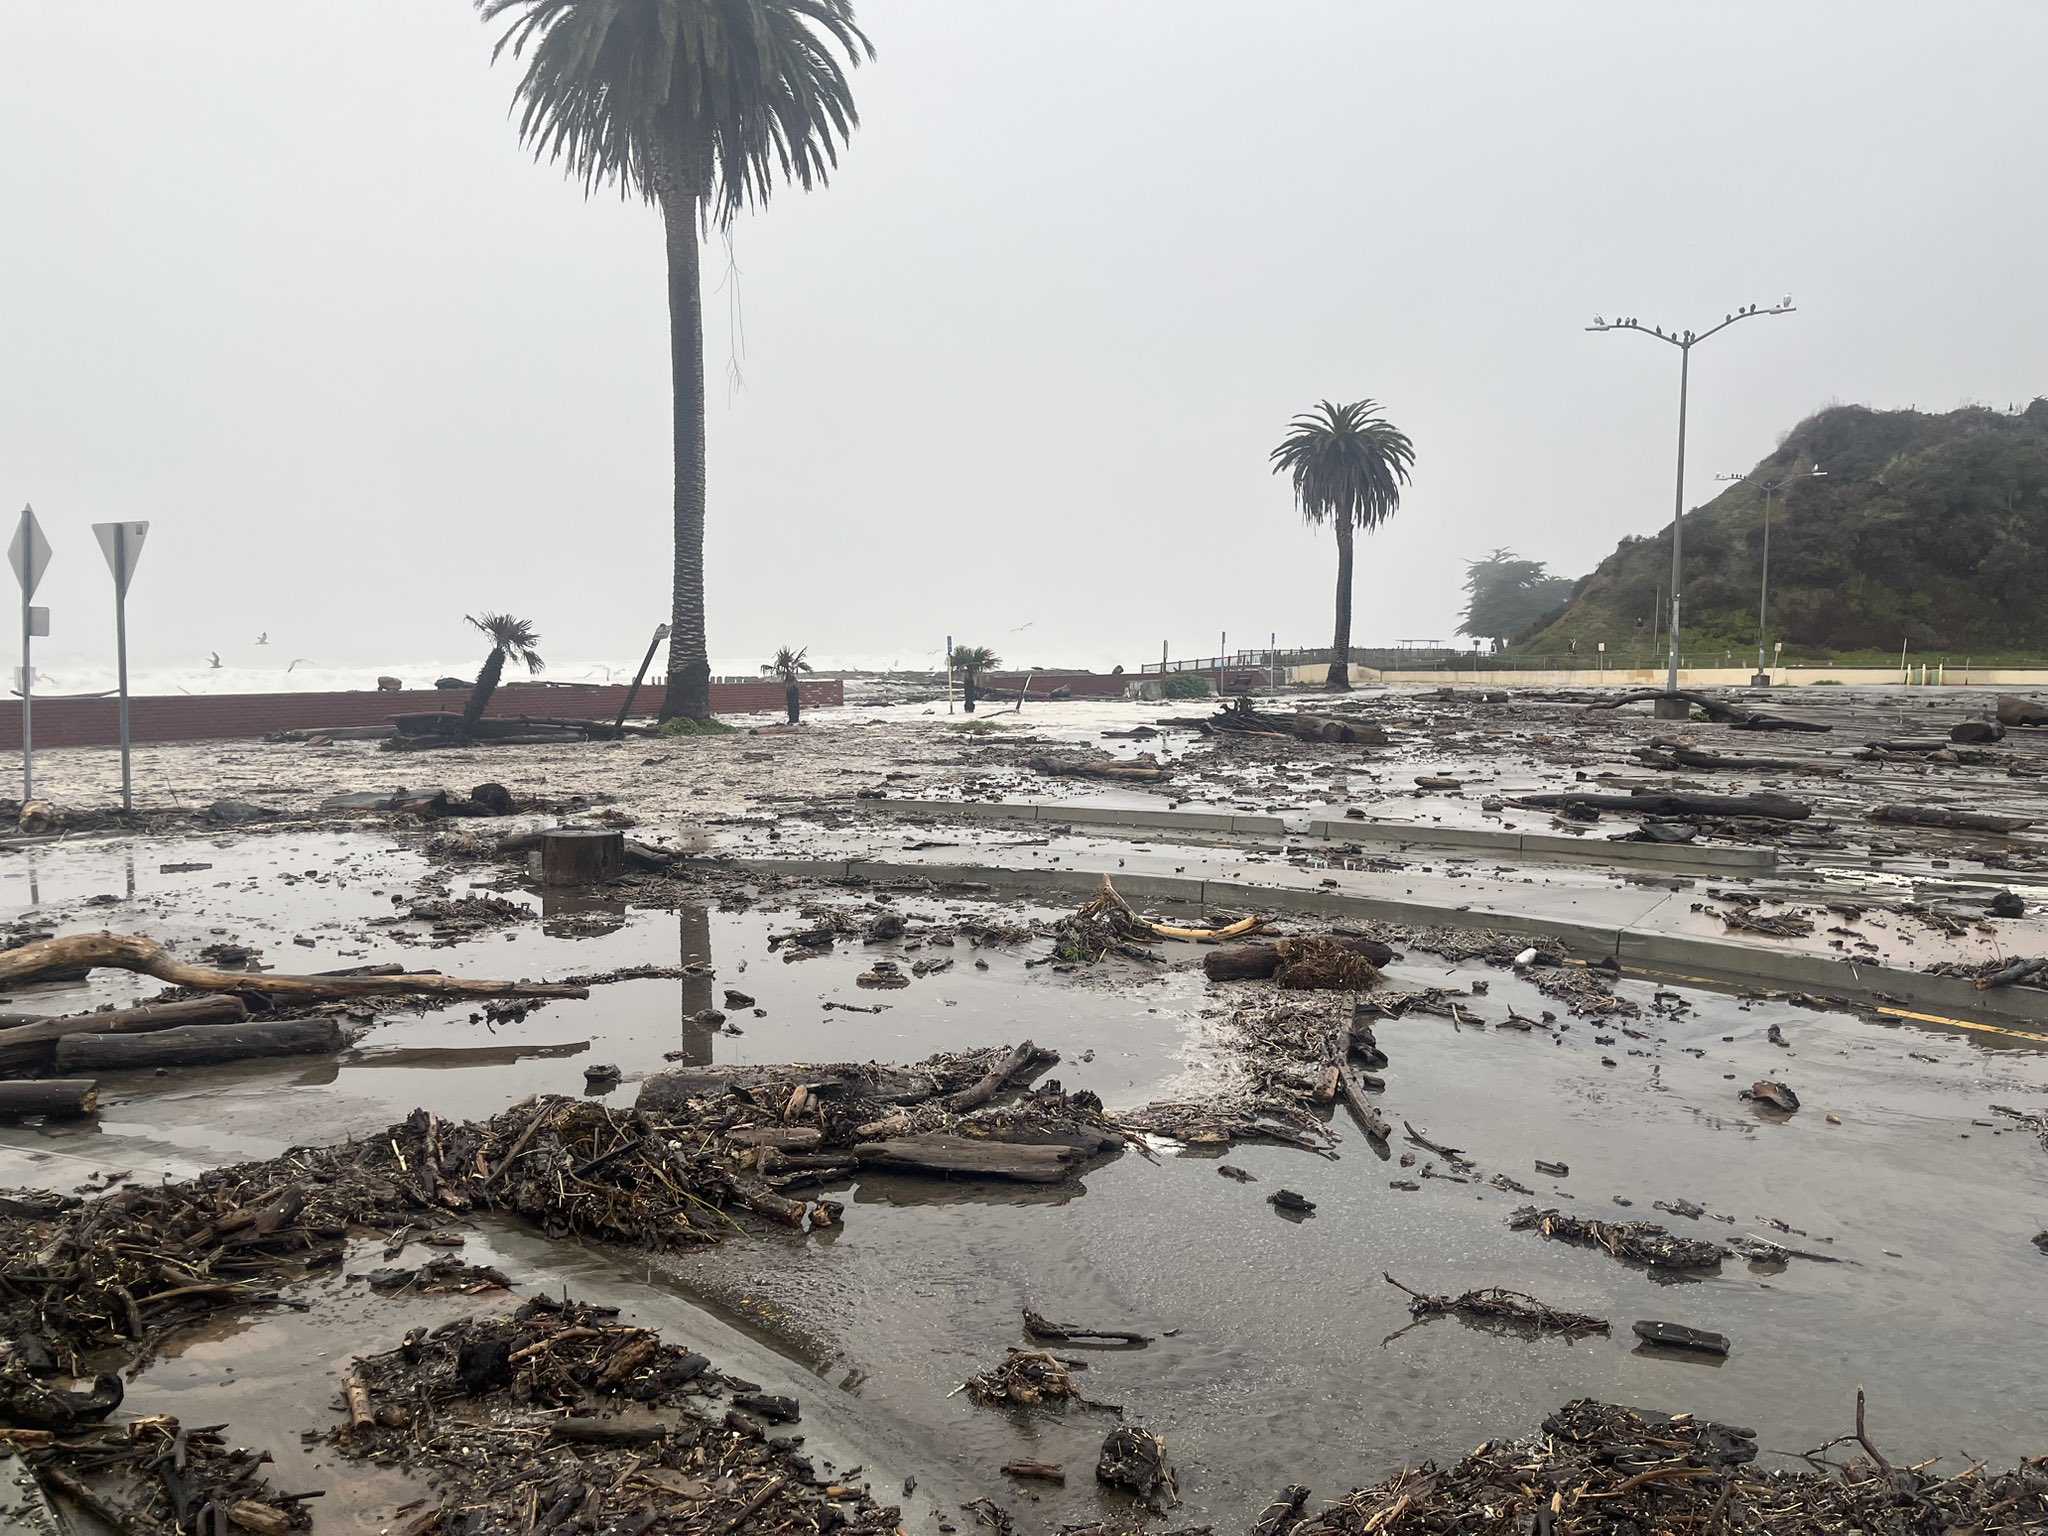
xmin=1586 ymin=958 xmax=2048 ymax=1045
xmin=1869 ymin=1006 xmax=2048 ymax=1045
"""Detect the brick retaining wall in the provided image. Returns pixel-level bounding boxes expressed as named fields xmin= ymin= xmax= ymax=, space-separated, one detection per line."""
xmin=980 ymin=671 xmax=1130 ymax=698
xmin=0 ymin=679 xmax=844 ymax=750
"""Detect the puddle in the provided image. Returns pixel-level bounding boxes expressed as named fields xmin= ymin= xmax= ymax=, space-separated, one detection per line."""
xmin=6 ymin=828 xmax=2048 ymax=1531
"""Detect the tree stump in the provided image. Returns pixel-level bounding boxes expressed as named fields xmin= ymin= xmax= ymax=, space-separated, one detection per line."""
xmin=542 ymin=829 xmax=625 ymax=886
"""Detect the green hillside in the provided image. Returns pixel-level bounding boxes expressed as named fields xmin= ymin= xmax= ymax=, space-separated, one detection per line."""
xmin=1517 ymin=398 xmax=2048 ymax=660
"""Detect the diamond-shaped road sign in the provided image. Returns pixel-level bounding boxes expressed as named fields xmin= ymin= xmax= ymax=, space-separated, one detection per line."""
xmin=9 ymin=508 xmax=52 ymax=600
xmin=93 ymin=520 xmax=150 ymax=597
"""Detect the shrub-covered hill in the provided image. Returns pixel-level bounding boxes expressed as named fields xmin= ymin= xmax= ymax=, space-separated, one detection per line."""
xmin=1519 ymin=398 xmax=2048 ymax=656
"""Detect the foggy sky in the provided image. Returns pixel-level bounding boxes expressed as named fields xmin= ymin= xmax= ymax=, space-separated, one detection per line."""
xmin=3 ymin=0 xmax=2044 ymax=679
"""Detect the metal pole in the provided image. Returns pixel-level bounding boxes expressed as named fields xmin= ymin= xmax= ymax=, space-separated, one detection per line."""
xmin=1217 ymin=630 xmax=1225 ymax=696
xmin=1666 ymin=342 xmax=1689 ymax=694
xmin=946 ymin=634 xmax=954 ymax=714
xmin=18 ymin=507 xmax=31 ymax=803
xmin=1757 ymin=482 xmax=1772 ymax=676
xmin=613 ymin=623 xmax=669 ymax=733
xmin=115 ymin=523 xmax=132 ymax=809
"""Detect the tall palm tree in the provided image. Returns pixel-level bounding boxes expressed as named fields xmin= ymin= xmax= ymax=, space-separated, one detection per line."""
xmin=1270 ymin=400 xmax=1415 ymax=690
xmin=463 ymin=613 xmax=546 ymax=735
xmin=478 ymin=0 xmax=873 ymax=722
xmin=763 ymin=644 xmax=810 ymax=722
xmin=951 ymin=645 xmax=998 ymax=713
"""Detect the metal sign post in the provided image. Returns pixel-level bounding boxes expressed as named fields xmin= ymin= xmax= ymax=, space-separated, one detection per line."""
xmin=9 ymin=506 xmax=53 ymax=801
xmin=92 ymin=520 xmax=150 ymax=810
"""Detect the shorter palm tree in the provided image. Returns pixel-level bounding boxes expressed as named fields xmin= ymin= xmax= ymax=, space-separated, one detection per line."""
xmin=463 ymin=613 xmax=545 ymax=736
xmin=764 ymin=646 xmax=811 ymax=723
xmin=952 ymin=645 xmax=999 ymax=713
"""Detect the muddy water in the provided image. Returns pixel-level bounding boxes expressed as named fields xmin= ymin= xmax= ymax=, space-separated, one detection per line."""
xmin=5 ymin=830 xmax=2048 ymax=1531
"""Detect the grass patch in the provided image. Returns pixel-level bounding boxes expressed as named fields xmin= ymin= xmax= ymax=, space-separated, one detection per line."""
xmin=950 ymin=718 xmax=1015 ymax=734
xmin=657 ymin=716 xmax=739 ymax=737
xmin=1808 ymin=678 xmax=1843 ymax=685
xmin=1160 ymin=673 xmax=1211 ymax=700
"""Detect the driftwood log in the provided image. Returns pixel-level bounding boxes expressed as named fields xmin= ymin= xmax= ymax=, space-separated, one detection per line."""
xmin=1869 ymin=805 xmax=2034 ymax=834
xmin=1022 ymin=1308 xmax=1150 ymax=1346
xmin=1995 ymin=696 xmax=2048 ymax=727
xmin=1514 ymin=790 xmax=1810 ymax=821
xmin=0 ymin=933 xmax=590 ymax=1002
xmin=1586 ymin=690 xmax=1830 ymax=731
xmin=1024 ymin=756 xmax=1166 ymax=783
xmin=1636 ymin=739 xmax=1840 ymax=775
xmin=1335 ymin=1058 xmax=1389 ymax=1143
xmin=56 ymin=1018 xmax=343 ymax=1071
xmin=0 ymin=1079 xmax=98 ymax=1118
xmin=853 ymin=1130 xmax=1117 ymax=1184
xmin=0 ymin=994 xmax=248 ymax=1072
xmin=943 ymin=1040 xmax=1059 ymax=1113
xmin=1207 ymin=700 xmax=1387 ymax=746
xmin=1204 ymin=937 xmax=1394 ymax=982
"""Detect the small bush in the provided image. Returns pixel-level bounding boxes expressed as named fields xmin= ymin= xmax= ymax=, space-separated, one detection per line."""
xmin=1808 ymin=678 xmax=1844 ymax=686
xmin=657 ymin=716 xmax=738 ymax=737
xmin=1161 ymin=674 xmax=1210 ymax=700
xmin=950 ymin=719 xmax=1013 ymax=734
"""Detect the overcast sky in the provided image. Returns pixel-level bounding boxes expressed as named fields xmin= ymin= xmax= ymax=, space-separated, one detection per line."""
xmin=3 ymin=0 xmax=2044 ymax=679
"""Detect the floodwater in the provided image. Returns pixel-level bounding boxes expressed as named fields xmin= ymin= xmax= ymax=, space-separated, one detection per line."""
xmin=4 ymin=828 xmax=2048 ymax=1531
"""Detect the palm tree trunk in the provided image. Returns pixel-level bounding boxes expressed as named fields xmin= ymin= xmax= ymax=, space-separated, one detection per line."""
xmin=655 ymin=149 xmax=712 ymax=722
xmin=963 ymin=674 xmax=978 ymax=713
xmin=786 ymin=683 xmax=800 ymax=724
xmin=1327 ymin=519 xmax=1354 ymax=691
xmin=463 ymin=648 xmax=506 ymax=737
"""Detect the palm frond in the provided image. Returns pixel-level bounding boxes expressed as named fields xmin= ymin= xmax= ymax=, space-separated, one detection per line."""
xmin=467 ymin=612 xmax=547 ymax=674
xmin=950 ymin=645 xmax=999 ymax=674
xmin=762 ymin=644 xmax=810 ymax=683
xmin=1269 ymin=398 xmax=1416 ymax=532
xmin=477 ymin=0 xmax=873 ymax=225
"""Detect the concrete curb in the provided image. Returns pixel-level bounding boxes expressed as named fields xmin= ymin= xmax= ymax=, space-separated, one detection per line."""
xmin=873 ymin=798 xmax=1774 ymax=873
xmin=708 ymin=854 xmax=2048 ymax=1030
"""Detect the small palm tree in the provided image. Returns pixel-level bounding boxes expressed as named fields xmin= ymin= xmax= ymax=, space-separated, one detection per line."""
xmin=1270 ymin=400 xmax=1416 ymax=690
xmin=763 ymin=645 xmax=811 ymax=723
xmin=463 ymin=613 xmax=545 ymax=735
xmin=477 ymin=0 xmax=873 ymax=723
xmin=952 ymin=645 xmax=998 ymax=713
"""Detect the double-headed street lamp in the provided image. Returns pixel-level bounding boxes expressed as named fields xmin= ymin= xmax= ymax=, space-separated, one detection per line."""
xmin=1588 ymin=300 xmax=1795 ymax=709
xmin=1715 ymin=464 xmax=1827 ymax=683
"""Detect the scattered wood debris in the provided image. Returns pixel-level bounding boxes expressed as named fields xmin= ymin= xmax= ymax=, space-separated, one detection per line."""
xmin=1278 ymin=1394 xmax=2048 ymax=1535
xmin=1381 ymin=1273 xmax=1608 ymax=1344
xmin=962 ymin=1349 xmax=1105 ymax=1410
xmin=1509 ymin=1206 xmax=1726 ymax=1271
xmin=1096 ymin=1425 xmax=1177 ymax=1512
xmin=332 ymin=1292 xmax=900 ymax=1536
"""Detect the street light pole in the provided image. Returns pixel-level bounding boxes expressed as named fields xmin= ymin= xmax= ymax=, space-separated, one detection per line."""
xmin=1716 ymin=464 xmax=1825 ymax=683
xmin=1588 ymin=300 xmax=1795 ymax=709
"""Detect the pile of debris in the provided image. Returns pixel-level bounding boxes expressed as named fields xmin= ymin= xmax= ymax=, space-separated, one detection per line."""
xmin=961 ymin=1347 xmax=1104 ymax=1410
xmin=1509 ymin=1207 xmax=1727 ymax=1272
xmin=333 ymin=1293 xmax=900 ymax=1536
xmin=1049 ymin=878 xmax=1261 ymax=967
xmin=1285 ymin=1396 xmax=2048 ymax=1536
xmin=638 ymin=1043 xmax=1124 ymax=1185
xmin=1380 ymin=1273 xmax=1609 ymax=1344
xmin=2 ymin=1412 xmax=307 ymax=1534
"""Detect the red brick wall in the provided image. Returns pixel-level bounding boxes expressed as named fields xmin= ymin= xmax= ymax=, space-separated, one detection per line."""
xmin=0 ymin=679 xmax=844 ymax=750
xmin=980 ymin=671 xmax=1130 ymax=698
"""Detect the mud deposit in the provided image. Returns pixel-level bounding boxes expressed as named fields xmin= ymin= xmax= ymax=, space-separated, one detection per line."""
xmin=4 ymin=766 xmax=2048 ymax=1530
